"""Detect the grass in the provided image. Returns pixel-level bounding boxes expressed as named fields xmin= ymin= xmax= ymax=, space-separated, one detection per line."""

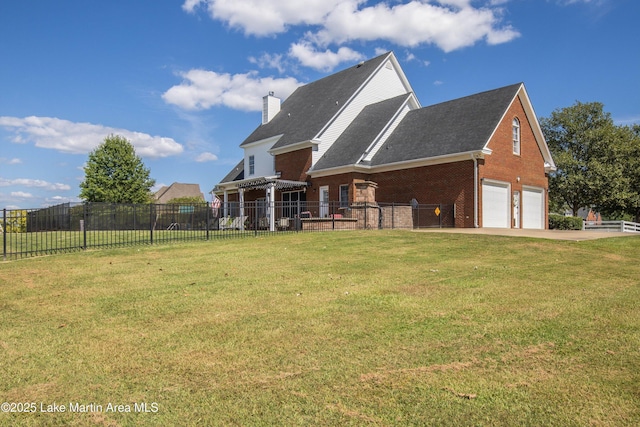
xmin=1 ymin=230 xmax=639 ymax=426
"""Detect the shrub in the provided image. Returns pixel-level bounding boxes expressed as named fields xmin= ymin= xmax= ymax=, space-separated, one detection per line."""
xmin=549 ymin=213 xmax=583 ymax=230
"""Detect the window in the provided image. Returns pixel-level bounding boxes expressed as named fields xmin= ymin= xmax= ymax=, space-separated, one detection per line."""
xmin=339 ymin=185 xmax=349 ymax=208
xmin=512 ymin=118 xmax=521 ymax=155
xmin=249 ymin=155 xmax=255 ymax=175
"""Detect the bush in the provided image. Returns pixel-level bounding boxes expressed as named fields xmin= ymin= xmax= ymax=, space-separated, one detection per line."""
xmin=549 ymin=213 xmax=583 ymax=230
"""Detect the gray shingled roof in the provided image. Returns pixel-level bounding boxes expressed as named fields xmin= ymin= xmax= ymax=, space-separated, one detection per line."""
xmin=154 ymin=183 xmax=204 ymax=203
xmin=219 ymin=159 xmax=244 ymax=183
xmin=371 ymin=83 xmax=522 ymax=166
xmin=312 ymin=94 xmax=412 ymax=171
xmin=240 ymin=52 xmax=392 ymax=149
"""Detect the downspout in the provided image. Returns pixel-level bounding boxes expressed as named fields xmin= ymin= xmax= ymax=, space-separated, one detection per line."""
xmin=473 ymin=155 xmax=479 ymax=228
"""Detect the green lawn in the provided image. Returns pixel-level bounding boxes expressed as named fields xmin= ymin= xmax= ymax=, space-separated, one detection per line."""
xmin=1 ymin=231 xmax=639 ymax=426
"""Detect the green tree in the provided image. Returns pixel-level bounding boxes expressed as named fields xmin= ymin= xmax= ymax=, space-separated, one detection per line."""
xmin=80 ymin=135 xmax=155 ymax=203
xmin=541 ymin=102 xmax=633 ymax=217
xmin=615 ymin=124 xmax=640 ymax=222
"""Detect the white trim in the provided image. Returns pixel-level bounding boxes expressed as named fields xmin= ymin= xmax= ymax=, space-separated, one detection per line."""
xmin=513 ymin=190 xmax=520 ymax=228
xmin=242 ymin=134 xmax=282 ymax=149
xmin=319 ymin=185 xmax=329 ymax=218
xmin=512 ymin=117 xmax=521 ymax=155
xmin=214 ymin=174 xmax=279 ymax=194
xmin=308 ymin=149 xmax=487 ymax=178
xmin=269 ymin=139 xmax=319 ymax=156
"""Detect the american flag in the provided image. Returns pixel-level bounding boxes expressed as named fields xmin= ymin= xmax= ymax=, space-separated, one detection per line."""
xmin=212 ymin=195 xmax=221 ymax=216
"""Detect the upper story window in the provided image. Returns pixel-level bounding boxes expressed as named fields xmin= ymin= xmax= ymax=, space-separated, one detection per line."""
xmin=249 ymin=155 xmax=255 ymax=175
xmin=512 ymin=117 xmax=521 ymax=155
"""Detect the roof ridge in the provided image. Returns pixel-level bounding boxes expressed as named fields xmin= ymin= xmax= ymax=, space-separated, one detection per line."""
xmin=424 ymin=83 xmax=522 ymax=109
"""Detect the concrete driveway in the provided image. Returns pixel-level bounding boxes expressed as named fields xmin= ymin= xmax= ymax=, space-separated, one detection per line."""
xmin=414 ymin=228 xmax=638 ymax=241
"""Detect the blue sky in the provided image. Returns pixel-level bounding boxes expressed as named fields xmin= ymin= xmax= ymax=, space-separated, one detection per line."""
xmin=1 ymin=0 xmax=638 ymax=209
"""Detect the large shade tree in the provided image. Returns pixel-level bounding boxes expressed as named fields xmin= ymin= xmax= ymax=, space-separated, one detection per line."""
xmin=80 ymin=135 xmax=155 ymax=203
xmin=541 ymin=102 xmax=637 ymax=218
xmin=618 ymin=124 xmax=640 ymax=222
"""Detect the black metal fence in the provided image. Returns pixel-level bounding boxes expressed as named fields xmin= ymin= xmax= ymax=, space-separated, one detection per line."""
xmin=2 ymin=201 xmax=454 ymax=260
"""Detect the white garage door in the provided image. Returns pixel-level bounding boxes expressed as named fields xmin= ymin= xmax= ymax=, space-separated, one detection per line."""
xmin=482 ymin=181 xmax=510 ymax=228
xmin=522 ymin=187 xmax=544 ymax=229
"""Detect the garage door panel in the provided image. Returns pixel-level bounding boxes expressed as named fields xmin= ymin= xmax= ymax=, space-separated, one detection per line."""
xmin=523 ymin=188 xmax=544 ymax=229
xmin=482 ymin=182 xmax=510 ymax=228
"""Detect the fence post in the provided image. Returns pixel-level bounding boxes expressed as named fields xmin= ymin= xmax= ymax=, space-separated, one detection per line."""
xmin=365 ymin=203 xmax=368 ymax=229
xmin=206 ymin=202 xmax=210 ymax=241
xmin=392 ymin=203 xmax=395 ymax=229
xmin=150 ymin=204 xmax=155 ymax=245
xmin=255 ymin=201 xmax=259 ymax=237
xmin=3 ymin=208 xmax=6 ymax=261
xmin=332 ymin=204 xmax=335 ymax=230
xmin=83 ymin=203 xmax=88 ymax=250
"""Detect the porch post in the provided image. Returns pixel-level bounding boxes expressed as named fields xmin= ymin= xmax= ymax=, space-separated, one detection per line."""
xmin=268 ymin=183 xmax=276 ymax=232
xmin=223 ymin=190 xmax=229 ymax=218
xmin=239 ymin=188 xmax=245 ymax=231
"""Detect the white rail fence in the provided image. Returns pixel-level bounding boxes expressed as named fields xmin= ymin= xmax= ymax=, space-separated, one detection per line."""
xmin=583 ymin=220 xmax=640 ymax=233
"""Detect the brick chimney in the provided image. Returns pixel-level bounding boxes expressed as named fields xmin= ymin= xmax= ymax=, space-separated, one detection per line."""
xmin=262 ymin=92 xmax=281 ymax=125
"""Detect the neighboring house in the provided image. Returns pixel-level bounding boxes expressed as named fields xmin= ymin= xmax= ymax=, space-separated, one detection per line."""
xmin=154 ymin=183 xmax=205 ymax=203
xmin=213 ymin=51 xmax=556 ymax=229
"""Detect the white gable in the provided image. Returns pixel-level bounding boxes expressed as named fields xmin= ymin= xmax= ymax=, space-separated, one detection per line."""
xmin=243 ymin=135 xmax=280 ymax=179
xmin=312 ymin=56 xmax=415 ymax=166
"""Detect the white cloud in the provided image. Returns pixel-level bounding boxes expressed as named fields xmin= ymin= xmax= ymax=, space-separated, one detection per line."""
xmin=195 ymin=152 xmax=218 ymax=162
xmin=0 ymin=116 xmax=184 ymax=158
xmin=248 ymin=53 xmax=287 ymax=73
xmin=184 ymin=0 xmax=351 ymax=36
xmin=0 ymin=177 xmax=70 ymax=191
xmin=556 ymin=0 xmax=600 ymax=4
xmin=182 ymin=0 xmax=204 ymax=12
xmin=173 ymin=0 xmax=521 ymax=111
xmin=0 ymin=157 xmax=22 ymax=165
xmin=162 ymin=69 xmax=302 ymax=111
xmin=288 ymin=43 xmax=364 ymax=72
xmin=10 ymin=191 xmax=33 ymax=198
xmin=314 ymin=1 xmax=519 ymax=52
xmin=184 ymin=0 xmax=519 ymax=54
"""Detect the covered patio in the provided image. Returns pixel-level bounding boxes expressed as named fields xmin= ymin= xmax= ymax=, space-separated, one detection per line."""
xmin=213 ymin=177 xmax=309 ymax=231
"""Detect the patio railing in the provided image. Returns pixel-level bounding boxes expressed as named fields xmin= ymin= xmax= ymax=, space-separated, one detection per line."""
xmin=2 ymin=201 xmax=454 ymax=260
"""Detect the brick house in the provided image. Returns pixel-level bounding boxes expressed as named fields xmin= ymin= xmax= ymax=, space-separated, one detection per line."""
xmin=212 ymin=51 xmax=555 ymax=229
xmin=154 ymin=182 xmax=205 ymax=203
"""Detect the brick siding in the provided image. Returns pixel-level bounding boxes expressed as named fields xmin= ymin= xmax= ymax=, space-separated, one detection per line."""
xmin=479 ymin=96 xmax=549 ymax=228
